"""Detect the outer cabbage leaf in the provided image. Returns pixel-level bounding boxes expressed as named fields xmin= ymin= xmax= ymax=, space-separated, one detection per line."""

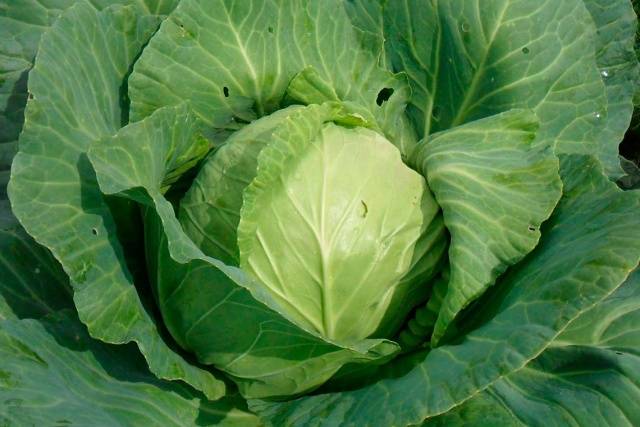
xmin=557 ymin=268 xmax=640 ymax=351
xmin=0 ymin=192 xmax=71 ymax=322
xmin=583 ymin=0 xmax=640 ymax=178
xmin=128 ymin=0 xmax=417 ymax=156
xmin=0 ymin=0 xmax=179 ymax=200
xmin=0 ymin=311 xmax=261 ymax=427
xmin=425 ymin=269 xmax=640 ymax=426
xmin=87 ymin=103 xmax=398 ymax=399
xmin=283 ymin=66 xmax=417 ymax=160
xmin=0 ymin=201 xmax=259 ymax=426
xmin=412 ymin=110 xmax=562 ymax=343
xmin=384 ymin=0 xmax=607 ymax=161
xmin=0 ymin=228 xmax=72 ymax=321
xmin=250 ymin=154 xmax=640 ymax=426
xmin=619 ymin=156 xmax=640 ymax=190
xmin=7 ymin=1 xmax=226 ymax=400
xmin=343 ymin=0 xmax=389 ymax=67
xmin=0 ymin=0 xmax=71 ymax=200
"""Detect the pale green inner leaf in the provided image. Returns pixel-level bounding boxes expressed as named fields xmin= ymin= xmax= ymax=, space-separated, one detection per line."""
xmin=238 ymin=114 xmax=433 ymax=342
xmin=180 ymin=106 xmax=304 ymax=265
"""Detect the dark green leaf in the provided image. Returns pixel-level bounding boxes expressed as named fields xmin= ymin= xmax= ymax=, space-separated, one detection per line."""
xmin=7 ymin=1 xmax=225 ymax=400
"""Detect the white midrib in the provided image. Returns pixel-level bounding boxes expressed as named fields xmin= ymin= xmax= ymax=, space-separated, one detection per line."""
xmin=417 ymin=0 xmax=442 ymax=139
xmin=318 ymin=141 xmax=334 ymax=339
xmin=223 ymin=6 xmax=263 ymax=115
xmin=450 ymin=2 xmax=509 ymax=128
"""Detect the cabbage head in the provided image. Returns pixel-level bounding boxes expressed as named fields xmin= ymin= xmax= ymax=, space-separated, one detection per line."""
xmin=2 ymin=0 xmax=640 ymax=426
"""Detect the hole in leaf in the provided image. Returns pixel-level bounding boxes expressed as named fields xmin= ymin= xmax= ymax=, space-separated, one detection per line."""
xmin=360 ymin=200 xmax=368 ymax=218
xmin=376 ymin=88 xmax=394 ymax=106
xmin=223 ymin=86 xmax=229 ymax=97
xmin=522 ymin=47 xmax=530 ymax=54
xmin=267 ymin=26 xmax=274 ymax=34
xmin=528 ymin=226 xmax=536 ymax=232
xmin=91 ymin=228 xmax=98 ymax=236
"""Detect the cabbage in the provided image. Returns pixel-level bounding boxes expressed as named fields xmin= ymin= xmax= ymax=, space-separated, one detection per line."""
xmin=1 ymin=0 xmax=639 ymax=425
